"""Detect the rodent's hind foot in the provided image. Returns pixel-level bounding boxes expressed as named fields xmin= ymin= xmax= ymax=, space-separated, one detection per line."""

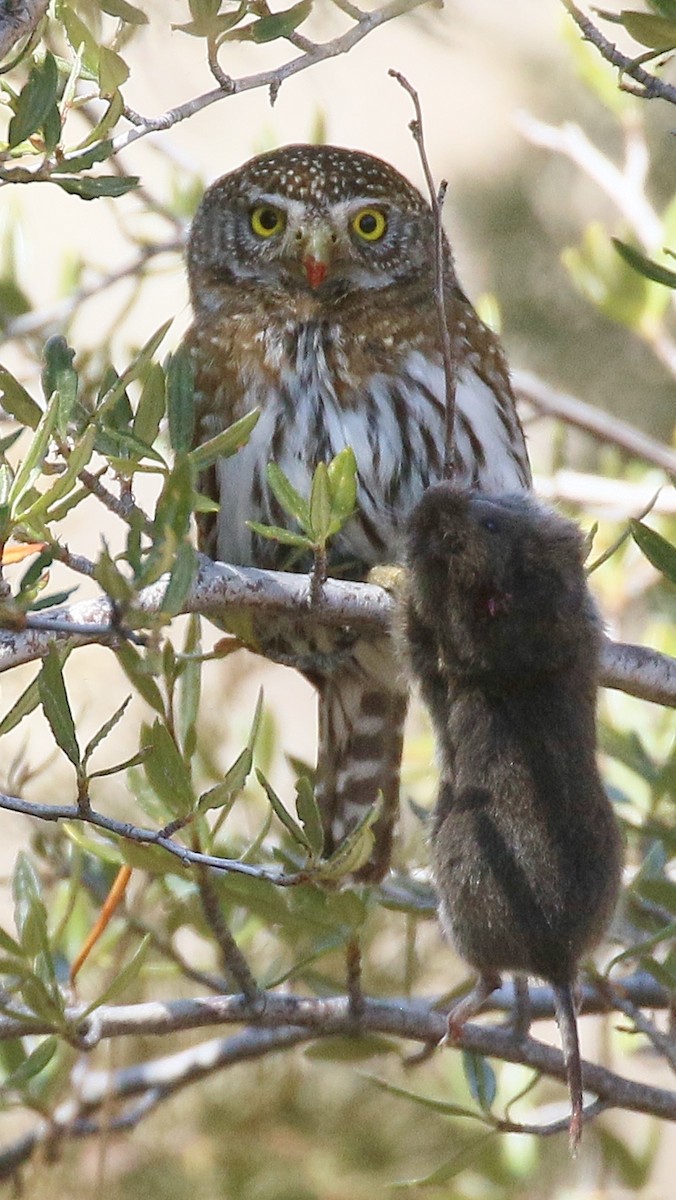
xmin=444 ymin=970 xmax=502 ymax=1043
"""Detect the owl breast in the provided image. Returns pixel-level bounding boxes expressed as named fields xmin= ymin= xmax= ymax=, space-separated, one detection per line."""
xmin=197 ymin=313 xmax=527 ymax=577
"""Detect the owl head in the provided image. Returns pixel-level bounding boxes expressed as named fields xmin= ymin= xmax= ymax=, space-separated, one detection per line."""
xmin=187 ymin=144 xmax=443 ymax=313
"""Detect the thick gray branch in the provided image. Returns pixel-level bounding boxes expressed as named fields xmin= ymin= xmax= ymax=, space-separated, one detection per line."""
xmin=0 ymin=0 xmax=47 ymax=60
xmin=0 ymin=555 xmax=673 ymax=706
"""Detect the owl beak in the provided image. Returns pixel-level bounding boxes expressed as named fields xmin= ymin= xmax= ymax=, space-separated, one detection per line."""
xmin=300 ymin=227 xmax=333 ymax=289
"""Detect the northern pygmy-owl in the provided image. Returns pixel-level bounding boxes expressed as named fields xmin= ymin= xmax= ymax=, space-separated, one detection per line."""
xmin=186 ymin=144 xmax=531 ymax=879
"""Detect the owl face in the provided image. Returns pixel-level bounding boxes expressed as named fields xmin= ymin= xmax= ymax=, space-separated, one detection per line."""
xmin=188 ymin=144 xmax=437 ymax=313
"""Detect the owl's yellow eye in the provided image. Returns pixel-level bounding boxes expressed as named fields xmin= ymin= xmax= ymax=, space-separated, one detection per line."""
xmin=250 ymin=206 xmax=285 ymax=238
xmin=351 ymin=208 xmax=387 ymax=242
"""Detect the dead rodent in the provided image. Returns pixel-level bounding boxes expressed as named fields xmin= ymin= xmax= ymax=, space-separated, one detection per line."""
xmin=401 ymin=485 xmax=623 ymax=1152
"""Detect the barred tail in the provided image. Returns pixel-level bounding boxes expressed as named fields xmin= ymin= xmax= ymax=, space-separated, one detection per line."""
xmin=312 ymin=635 xmax=408 ymax=882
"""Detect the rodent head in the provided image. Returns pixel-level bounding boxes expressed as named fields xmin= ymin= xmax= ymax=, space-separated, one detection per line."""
xmin=405 ymin=484 xmax=600 ymax=679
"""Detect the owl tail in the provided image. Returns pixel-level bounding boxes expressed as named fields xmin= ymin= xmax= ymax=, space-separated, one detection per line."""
xmin=312 ymin=635 xmax=408 ymax=882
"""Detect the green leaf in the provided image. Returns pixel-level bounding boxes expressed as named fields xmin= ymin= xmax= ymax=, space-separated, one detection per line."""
xmin=9 ymin=392 xmax=58 ymax=505
xmin=83 ymin=695 xmax=132 ymax=769
xmin=0 ymin=370 xmax=42 ymax=430
xmin=38 ymin=647 xmax=80 ymax=769
xmin=266 ymin=462 xmax=310 ymax=527
xmin=166 ymin=344 xmax=195 ymax=454
xmin=2 ymin=1036 xmax=57 ymax=1090
xmin=99 ymin=46 xmax=129 ymax=95
xmin=61 ymin=8 xmax=100 ymax=75
xmin=116 ymin=643 xmax=165 ymax=714
xmin=41 ymin=336 xmax=78 ymax=425
xmin=246 ymin=521 xmax=313 ymax=549
xmin=52 ymin=175 xmax=139 ymax=200
xmin=256 ymin=768 xmax=312 ymax=852
xmin=620 ymin=10 xmax=676 ymax=48
xmin=143 ymin=719 xmax=195 ymax=815
xmin=364 ymin=1073 xmax=483 ymax=1120
xmin=613 ymin=239 xmax=676 ymax=289
xmin=8 ymin=52 xmax=59 ymax=149
xmin=12 ymin=853 xmax=49 ymax=958
xmin=178 ymin=614 xmax=201 ymax=758
xmin=0 ymin=673 xmax=40 ymax=736
xmin=630 ymin=520 xmax=676 ymax=583
xmin=96 ymin=320 xmax=172 ymax=422
xmin=327 ymin=446 xmax=357 ymax=520
xmin=20 ymin=426 xmax=97 ymax=523
xmin=100 ymin=0 xmax=149 ymax=25
xmin=52 ymin=139 xmax=115 ymax=174
xmin=309 ymin=461 xmax=332 ymax=542
xmin=0 ymin=925 xmax=22 ymax=957
xmin=462 ymin=1051 xmax=497 ymax=1113
xmin=161 ymin=539 xmax=197 ymax=617
xmin=83 ymin=935 xmax=152 ymax=1015
xmin=133 ymin=362 xmax=165 ymax=447
xmin=189 ymin=408 xmax=259 ymax=471
xmin=313 ymin=801 xmax=381 ymax=881
xmin=250 ymin=0 xmax=312 ymax=42
xmin=197 ymin=746 xmax=252 ymax=814
xmin=295 ymin=775 xmax=324 ymax=858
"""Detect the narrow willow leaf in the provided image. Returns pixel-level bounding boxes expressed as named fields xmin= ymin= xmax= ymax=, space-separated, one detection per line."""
xmin=20 ymin=426 xmax=96 ymax=522
xmin=0 ymin=673 xmax=40 ymax=736
xmin=188 ymin=408 xmax=259 ymax=470
xmin=295 ymin=776 xmax=324 ymax=858
xmin=12 ymin=853 xmax=49 ymax=957
xmin=462 ymin=1051 xmax=497 ymax=1113
xmin=99 ymin=47 xmax=130 ymax=95
xmin=309 ymin=461 xmax=332 ymax=542
xmin=38 ymin=646 xmax=80 ymax=769
xmin=100 ymin=0 xmax=149 ymax=22
xmin=630 ymin=519 xmax=676 ymax=583
xmin=266 ymin=462 xmax=310 ymax=527
xmin=256 ymin=768 xmax=312 ymax=851
xmin=8 ymin=53 xmax=59 ymax=148
xmin=613 ymin=238 xmax=676 ymax=288
xmin=250 ymin=0 xmax=312 ymax=42
xmin=327 ymin=446 xmax=357 ymax=520
xmin=83 ymin=935 xmax=151 ymax=1015
xmin=52 ymin=174 xmax=139 ymax=200
xmin=166 ymin=344 xmax=195 ymax=453
xmin=9 ymin=394 xmax=58 ymax=505
xmin=178 ymin=614 xmax=201 ymax=758
xmin=620 ymin=10 xmax=676 ymax=47
xmin=3 ymin=1036 xmax=57 ymax=1090
xmin=0 ymin=925 xmax=22 ymax=957
xmin=83 ymin=695 xmax=132 ymax=768
xmin=52 ymin=138 xmax=115 ymax=174
xmin=364 ymin=1073 xmax=482 ymax=1120
xmin=143 ymin=719 xmax=195 ymax=815
xmin=247 ymin=521 xmax=313 ymax=549
xmin=133 ymin=362 xmax=165 ymax=447
xmin=116 ymin=643 xmax=165 ymax=715
xmin=61 ymin=7 xmax=100 ymax=73
xmin=314 ymin=801 xmax=381 ymax=880
xmin=197 ymin=747 xmax=252 ymax=813
xmin=0 ymin=368 xmax=42 ymax=430
xmin=161 ymin=540 xmax=197 ymax=617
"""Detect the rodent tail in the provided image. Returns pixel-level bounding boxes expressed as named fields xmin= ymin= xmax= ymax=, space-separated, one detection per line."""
xmin=553 ymin=984 xmax=583 ymax=1155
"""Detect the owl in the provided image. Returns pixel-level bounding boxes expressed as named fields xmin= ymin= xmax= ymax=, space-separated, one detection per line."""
xmin=186 ymin=144 xmax=531 ymax=879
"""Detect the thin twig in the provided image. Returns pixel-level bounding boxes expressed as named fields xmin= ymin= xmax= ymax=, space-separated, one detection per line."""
xmin=514 ymin=370 xmax=676 ymax=475
xmin=110 ymin=0 xmax=432 ymax=154
xmin=389 ymin=70 xmax=457 ymax=476
xmin=560 ymin=0 xmax=676 ymax=106
xmin=196 ymin=864 xmax=260 ymax=1000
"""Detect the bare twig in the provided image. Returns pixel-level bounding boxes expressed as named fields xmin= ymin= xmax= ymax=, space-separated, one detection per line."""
xmin=515 ymin=370 xmax=676 ymax=475
xmin=389 ymin=70 xmax=457 ymax=475
xmin=196 ymin=865 xmax=260 ymax=1000
xmin=0 ymin=788 xmax=306 ymax=886
xmin=560 ymin=0 xmax=676 ymax=106
xmin=110 ymin=0 xmax=431 ymax=155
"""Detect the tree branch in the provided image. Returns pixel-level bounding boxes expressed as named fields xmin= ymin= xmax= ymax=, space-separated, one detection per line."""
xmin=110 ymin=0 xmax=433 ymax=155
xmin=560 ymin=0 xmax=676 ymax=106
xmin=515 ymin=370 xmax=676 ymax=475
xmin=0 ymin=555 xmax=673 ymax=705
xmin=0 ymin=989 xmax=672 ymax=1124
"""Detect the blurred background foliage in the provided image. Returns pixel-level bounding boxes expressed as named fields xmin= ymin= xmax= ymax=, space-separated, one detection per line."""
xmin=0 ymin=1 xmax=674 ymax=1198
